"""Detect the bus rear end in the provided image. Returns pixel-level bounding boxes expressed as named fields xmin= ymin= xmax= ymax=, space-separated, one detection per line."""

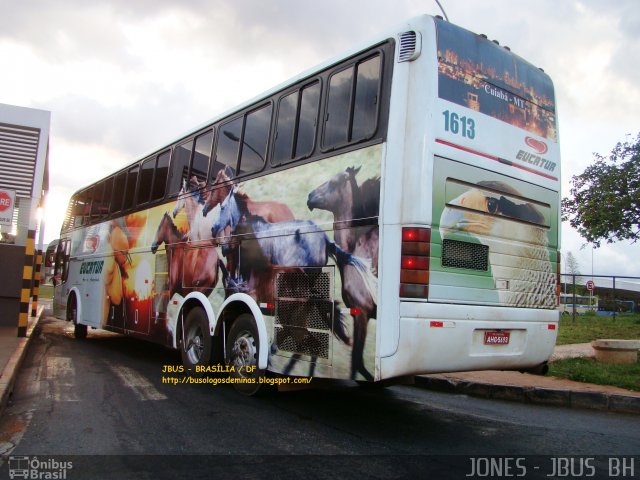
xmin=380 ymin=16 xmax=560 ymax=379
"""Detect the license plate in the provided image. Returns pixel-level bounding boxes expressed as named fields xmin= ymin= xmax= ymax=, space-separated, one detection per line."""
xmin=484 ymin=331 xmax=510 ymax=345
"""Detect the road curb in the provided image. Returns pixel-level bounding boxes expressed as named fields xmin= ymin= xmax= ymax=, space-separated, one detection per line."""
xmin=414 ymin=375 xmax=640 ymax=415
xmin=0 ymin=306 xmax=43 ymax=418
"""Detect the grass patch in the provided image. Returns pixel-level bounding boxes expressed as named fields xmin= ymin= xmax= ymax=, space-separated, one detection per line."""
xmin=556 ymin=313 xmax=640 ymax=345
xmin=549 ymin=356 xmax=640 ymax=391
xmin=38 ymin=284 xmax=54 ymax=300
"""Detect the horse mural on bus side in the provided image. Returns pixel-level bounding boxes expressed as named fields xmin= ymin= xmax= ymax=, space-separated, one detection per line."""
xmin=144 ymin=150 xmax=382 ymax=381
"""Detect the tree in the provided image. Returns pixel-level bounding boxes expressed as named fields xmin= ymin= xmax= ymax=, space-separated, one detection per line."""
xmin=562 ymin=133 xmax=640 ymax=247
xmin=564 ymin=251 xmax=581 ymax=275
xmin=563 ymin=251 xmax=581 ymax=294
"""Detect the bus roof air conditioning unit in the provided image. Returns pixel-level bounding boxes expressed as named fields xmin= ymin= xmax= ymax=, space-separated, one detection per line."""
xmin=397 ymin=31 xmax=421 ymax=62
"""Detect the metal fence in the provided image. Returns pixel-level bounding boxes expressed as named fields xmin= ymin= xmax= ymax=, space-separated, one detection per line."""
xmin=560 ymin=274 xmax=640 ymax=320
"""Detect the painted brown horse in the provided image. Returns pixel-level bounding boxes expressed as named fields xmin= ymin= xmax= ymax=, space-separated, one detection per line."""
xmin=202 ymin=167 xmax=295 ymax=284
xmin=307 ymin=165 xmax=380 ymax=273
xmin=202 ymin=166 xmax=295 ymax=222
xmin=307 ymin=166 xmax=381 ymax=381
xmin=151 ymin=212 xmax=222 ymax=297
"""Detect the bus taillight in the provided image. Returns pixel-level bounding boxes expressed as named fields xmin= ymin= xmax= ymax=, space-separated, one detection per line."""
xmin=400 ymin=227 xmax=430 ymax=298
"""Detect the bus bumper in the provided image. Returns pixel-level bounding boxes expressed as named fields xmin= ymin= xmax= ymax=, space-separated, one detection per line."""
xmin=379 ymin=302 xmax=559 ymax=380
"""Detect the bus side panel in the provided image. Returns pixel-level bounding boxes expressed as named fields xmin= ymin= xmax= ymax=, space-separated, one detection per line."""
xmin=66 ymin=145 xmax=383 ymax=381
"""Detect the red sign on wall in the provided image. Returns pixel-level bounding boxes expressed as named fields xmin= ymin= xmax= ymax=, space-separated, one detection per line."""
xmin=0 ymin=189 xmax=16 ymax=226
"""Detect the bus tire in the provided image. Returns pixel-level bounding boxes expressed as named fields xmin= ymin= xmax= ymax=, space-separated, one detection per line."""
xmin=74 ymin=323 xmax=88 ymax=339
xmin=226 ymin=313 xmax=266 ymax=396
xmin=523 ymin=362 xmax=549 ymax=376
xmin=180 ymin=307 xmax=212 ymax=369
xmin=68 ymin=295 xmax=87 ymax=339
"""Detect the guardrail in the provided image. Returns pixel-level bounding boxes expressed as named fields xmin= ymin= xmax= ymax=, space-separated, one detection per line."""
xmin=560 ymin=274 xmax=640 ymax=321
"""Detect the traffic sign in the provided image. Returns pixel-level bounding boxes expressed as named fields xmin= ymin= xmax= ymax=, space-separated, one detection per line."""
xmin=586 ymin=280 xmax=595 ymax=292
xmin=0 ymin=189 xmax=15 ymax=226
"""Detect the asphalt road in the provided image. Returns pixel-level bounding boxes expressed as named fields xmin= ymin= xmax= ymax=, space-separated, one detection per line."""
xmin=1 ymin=316 xmax=639 ymax=479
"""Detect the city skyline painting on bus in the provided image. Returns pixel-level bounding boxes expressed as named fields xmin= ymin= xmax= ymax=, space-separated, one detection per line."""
xmin=436 ymin=17 xmax=557 ymax=141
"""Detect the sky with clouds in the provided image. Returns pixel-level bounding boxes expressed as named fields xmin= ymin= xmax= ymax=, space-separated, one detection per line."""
xmin=1 ymin=0 xmax=638 ymax=278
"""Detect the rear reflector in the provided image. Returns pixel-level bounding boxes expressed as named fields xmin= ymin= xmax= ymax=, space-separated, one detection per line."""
xmin=399 ymin=283 xmax=428 ymax=298
xmin=400 ymin=227 xmax=430 ymax=299
xmin=430 ymin=321 xmax=443 ymax=328
xmin=548 ymin=324 xmax=556 ymax=330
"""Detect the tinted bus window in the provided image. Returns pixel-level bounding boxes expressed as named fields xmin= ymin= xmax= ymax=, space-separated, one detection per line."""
xmin=123 ymin=165 xmax=139 ymax=210
xmin=273 ymin=91 xmax=297 ymax=165
xmin=323 ymin=68 xmax=353 ymax=148
xmin=273 ymin=82 xmax=319 ymax=165
xmin=111 ymin=171 xmax=127 ymax=213
xmin=103 ymin=177 xmax=114 ymax=214
xmin=72 ymin=191 xmax=90 ymax=227
xmin=152 ymin=151 xmax=170 ymax=201
xmin=213 ymin=117 xmax=242 ymax=179
xmin=169 ymin=140 xmax=193 ymax=196
xmin=138 ymin=157 xmax=155 ymax=204
xmin=296 ymin=82 xmax=320 ymax=157
xmin=192 ymin=130 xmax=213 ymax=184
xmin=90 ymin=182 xmax=105 ymax=221
xmin=352 ymin=55 xmax=381 ymax=141
xmin=239 ymin=104 xmax=271 ymax=175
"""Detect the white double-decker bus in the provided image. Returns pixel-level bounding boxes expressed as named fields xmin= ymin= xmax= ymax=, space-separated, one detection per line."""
xmin=51 ymin=14 xmax=560 ymax=394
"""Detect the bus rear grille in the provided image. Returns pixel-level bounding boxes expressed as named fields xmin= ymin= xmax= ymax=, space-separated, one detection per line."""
xmin=274 ymin=268 xmax=333 ymax=359
xmin=442 ymin=239 xmax=489 ymax=271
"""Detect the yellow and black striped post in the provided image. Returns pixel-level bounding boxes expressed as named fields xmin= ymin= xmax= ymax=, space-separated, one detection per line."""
xmin=18 ymin=229 xmax=36 ymax=337
xmin=31 ymin=248 xmax=43 ymax=317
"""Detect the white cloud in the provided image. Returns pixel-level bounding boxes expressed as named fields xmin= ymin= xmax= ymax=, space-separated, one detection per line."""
xmin=0 ymin=0 xmax=637 ymax=277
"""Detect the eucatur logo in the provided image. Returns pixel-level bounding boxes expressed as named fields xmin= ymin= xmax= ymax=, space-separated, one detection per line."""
xmin=0 ymin=191 xmax=13 ymax=212
xmin=525 ymin=136 xmax=548 ymax=155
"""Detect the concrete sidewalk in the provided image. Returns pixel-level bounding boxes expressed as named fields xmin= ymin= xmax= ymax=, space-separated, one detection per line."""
xmin=416 ymin=343 xmax=640 ymax=414
xmin=0 ymin=300 xmax=46 ymax=417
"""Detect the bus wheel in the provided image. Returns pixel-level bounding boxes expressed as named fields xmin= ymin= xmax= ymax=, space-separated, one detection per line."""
xmin=181 ymin=307 xmax=212 ymax=369
xmin=74 ymin=323 xmax=88 ymax=339
xmin=226 ymin=314 xmax=265 ymax=396
xmin=68 ymin=296 xmax=87 ymax=339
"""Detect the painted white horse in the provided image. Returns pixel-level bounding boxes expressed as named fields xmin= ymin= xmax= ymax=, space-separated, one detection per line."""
xmin=172 ymin=177 xmax=216 ymax=242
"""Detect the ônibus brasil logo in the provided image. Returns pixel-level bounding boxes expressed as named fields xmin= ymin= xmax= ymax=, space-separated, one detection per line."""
xmin=0 ymin=190 xmax=13 ymax=212
xmin=524 ymin=136 xmax=548 ymax=155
